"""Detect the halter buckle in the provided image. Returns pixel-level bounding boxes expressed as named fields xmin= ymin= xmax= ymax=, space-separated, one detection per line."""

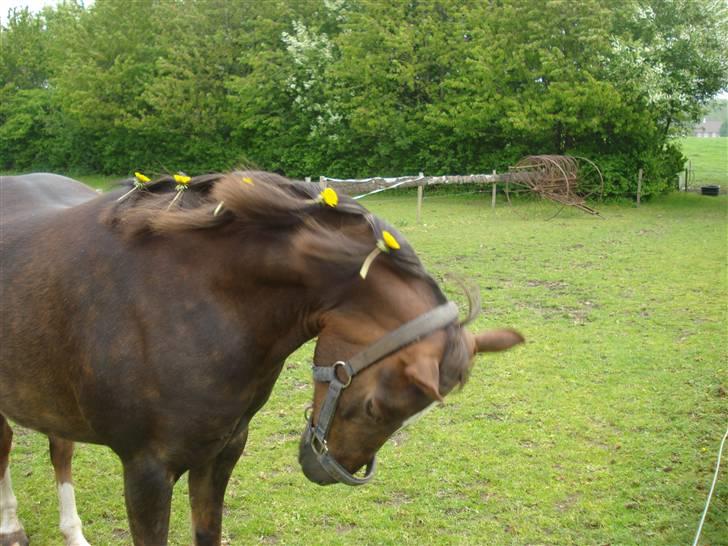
xmin=311 ymin=434 xmax=328 ymax=456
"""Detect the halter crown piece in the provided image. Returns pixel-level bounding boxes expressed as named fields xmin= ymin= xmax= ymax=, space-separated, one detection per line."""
xmin=303 ymin=301 xmax=459 ymax=485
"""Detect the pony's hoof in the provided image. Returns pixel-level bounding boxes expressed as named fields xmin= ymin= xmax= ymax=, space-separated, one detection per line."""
xmin=0 ymin=530 xmax=29 ymax=546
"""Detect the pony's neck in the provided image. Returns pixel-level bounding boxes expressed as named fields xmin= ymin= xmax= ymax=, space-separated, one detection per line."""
xmin=148 ymin=228 xmax=323 ymax=366
xmin=154 ymin=210 xmax=424 ymax=363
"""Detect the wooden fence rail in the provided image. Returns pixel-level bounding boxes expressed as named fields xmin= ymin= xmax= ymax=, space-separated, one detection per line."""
xmin=318 ymin=172 xmax=531 ymax=196
xmin=310 ymin=158 xmax=606 ymax=221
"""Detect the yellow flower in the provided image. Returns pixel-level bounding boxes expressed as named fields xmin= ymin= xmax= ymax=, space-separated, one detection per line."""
xmin=382 ymin=230 xmax=400 ymax=250
xmin=174 ymin=174 xmax=191 ymax=185
xmin=361 ymin=231 xmax=399 ymax=278
xmin=242 ymin=176 xmax=253 ymax=185
xmin=320 ymin=187 xmax=338 ymax=207
xmin=134 ymin=172 xmax=150 ymax=184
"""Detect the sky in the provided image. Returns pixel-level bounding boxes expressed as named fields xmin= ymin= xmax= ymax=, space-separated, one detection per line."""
xmin=0 ymin=0 xmax=93 ymax=17
xmin=1 ymin=0 xmax=58 ymax=13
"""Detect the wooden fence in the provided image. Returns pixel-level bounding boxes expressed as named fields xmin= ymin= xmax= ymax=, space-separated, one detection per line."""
xmin=309 ymin=172 xmax=518 ymax=222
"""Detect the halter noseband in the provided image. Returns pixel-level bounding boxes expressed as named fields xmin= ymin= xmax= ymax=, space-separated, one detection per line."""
xmin=303 ymin=301 xmax=459 ymax=485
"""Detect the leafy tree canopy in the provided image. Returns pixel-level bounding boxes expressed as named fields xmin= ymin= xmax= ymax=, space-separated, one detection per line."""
xmin=1 ymin=0 xmax=726 ymax=195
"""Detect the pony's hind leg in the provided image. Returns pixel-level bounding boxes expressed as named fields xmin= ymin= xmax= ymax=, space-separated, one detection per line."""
xmin=49 ymin=436 xmax=90 ymax=546
xmin=0 ymin=416 xmax=27 ymax=546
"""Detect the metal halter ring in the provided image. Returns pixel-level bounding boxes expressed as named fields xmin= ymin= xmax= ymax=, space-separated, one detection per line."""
xmin=332 ymin=361 xmax=352 ymax=388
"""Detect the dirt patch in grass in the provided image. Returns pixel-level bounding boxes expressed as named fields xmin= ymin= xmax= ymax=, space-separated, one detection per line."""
xmin=526 ymin=279 xmax=569 ymax=290
xmin=387 ymin=491 xmax=413 ymax=507
xmin=336 ymin=523 xmax=357 ymax=534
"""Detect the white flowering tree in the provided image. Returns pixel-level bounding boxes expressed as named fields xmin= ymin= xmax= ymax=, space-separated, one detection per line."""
xmin=281 ymin=19 xmax=341 ymax=139
xmin=604 ymin=0 xmax=728 ymax=137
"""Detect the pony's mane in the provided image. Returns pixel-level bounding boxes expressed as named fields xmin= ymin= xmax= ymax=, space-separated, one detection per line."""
xmin=104 ymin=170 xmax=478 ymax=391
xmin=103 ymin=171 xmax=441 ymax=292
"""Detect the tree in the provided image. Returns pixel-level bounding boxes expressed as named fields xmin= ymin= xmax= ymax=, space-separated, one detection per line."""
xmin=606 ymin=0 xmax=728 ymax=137
xmin=0 ymin=7 xmax=51 ymax=168
xmin=1 ymin=0 xmax=726 ymax=193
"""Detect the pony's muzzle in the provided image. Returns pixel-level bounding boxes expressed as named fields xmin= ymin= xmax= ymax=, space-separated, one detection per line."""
xmin=298 ymin=426 xmax=338 ymax=485
xmin=298 ymin=422 xmax=377 ymax=486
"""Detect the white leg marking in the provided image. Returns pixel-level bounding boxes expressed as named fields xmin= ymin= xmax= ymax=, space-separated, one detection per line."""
xmin=58 ymin=483 xmax=90 ymax=546
xmin=0 ymin=467 xmax=23 ymax=535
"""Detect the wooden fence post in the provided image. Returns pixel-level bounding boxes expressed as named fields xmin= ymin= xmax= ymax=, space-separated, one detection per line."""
xmin=684 ymin=168 xmax=689 ymax=191
xmin=417 ymin=172 xmax=424 ymax=223
xmin=636 ymin=168 xmax=643 ymax=206
xmin=491 ymin=169 xmax=497 ymax=208
xmin=305 ymin=176 xmax=311 ymax=184
xmin=319 ymin=176 xmax=327 ymax=190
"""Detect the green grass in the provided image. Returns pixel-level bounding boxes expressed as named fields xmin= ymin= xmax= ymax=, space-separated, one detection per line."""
xmin=7 ymin=191 xmax=727 ymax=545
xmin=73 ymin=174 xmax=122 ymax=191
xmin=677 ymin=136 xmax=728 ymax=186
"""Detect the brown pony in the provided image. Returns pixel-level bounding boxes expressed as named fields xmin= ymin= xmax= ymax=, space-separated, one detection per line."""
xmin=0 ymin=172 xmax=523 ymax=546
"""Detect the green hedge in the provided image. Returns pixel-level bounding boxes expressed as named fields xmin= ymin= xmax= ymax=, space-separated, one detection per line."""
xmin=0 ymin=0 xmax=724 ymax=196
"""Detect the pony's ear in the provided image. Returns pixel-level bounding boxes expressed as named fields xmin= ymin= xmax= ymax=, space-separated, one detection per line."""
xmin=404 ymin=357 xmax=443 ymax=401
xmin=473 ymin=329 xmax=524 ymax=353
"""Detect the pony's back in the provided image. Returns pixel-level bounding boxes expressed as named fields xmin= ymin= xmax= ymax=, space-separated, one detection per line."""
xmin=0 ymin=174 xmax=97 ymax=226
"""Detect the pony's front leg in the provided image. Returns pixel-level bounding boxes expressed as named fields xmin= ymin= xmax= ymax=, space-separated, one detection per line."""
xmin=122 ymin=456 xmax=175 ymax=546
xmin=49 ymin=437 xmax=90 ymax=546
xmin=188 ymin=427 xmax=249 ymax=546
xmin=0 ymin=417 xmax=27 ymax=546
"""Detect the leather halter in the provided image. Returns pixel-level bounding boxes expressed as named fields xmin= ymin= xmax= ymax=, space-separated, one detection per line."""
xmin=303 ymin=301 xmax=459 ymax=485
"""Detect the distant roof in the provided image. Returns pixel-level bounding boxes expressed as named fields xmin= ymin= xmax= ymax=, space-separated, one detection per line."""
xmin=694 ymin=120 xmax=722 ymax=133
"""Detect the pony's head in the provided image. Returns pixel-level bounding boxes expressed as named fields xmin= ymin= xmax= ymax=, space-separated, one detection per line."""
xmin=282 ymin=185 xmax=524 ymax=486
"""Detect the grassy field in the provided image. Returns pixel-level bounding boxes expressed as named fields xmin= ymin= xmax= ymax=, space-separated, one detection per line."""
xmin=73 ymin=174 xmax=121 ymax=191
xmin=678 ymin=137 xmax=727 ymax=187
xmin=6 ymin=190 xmax=727 ymax=545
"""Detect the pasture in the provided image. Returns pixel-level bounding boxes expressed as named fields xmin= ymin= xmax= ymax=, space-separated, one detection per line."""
xmin=679 ymin=136 xmax=728 ymax=186
xmin=7 ymin=187 xmax=726 ymax=545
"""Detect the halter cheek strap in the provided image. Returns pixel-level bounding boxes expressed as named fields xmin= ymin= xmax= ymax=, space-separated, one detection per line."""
xmin=306 ymin=301 xmax=459 ymax=485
